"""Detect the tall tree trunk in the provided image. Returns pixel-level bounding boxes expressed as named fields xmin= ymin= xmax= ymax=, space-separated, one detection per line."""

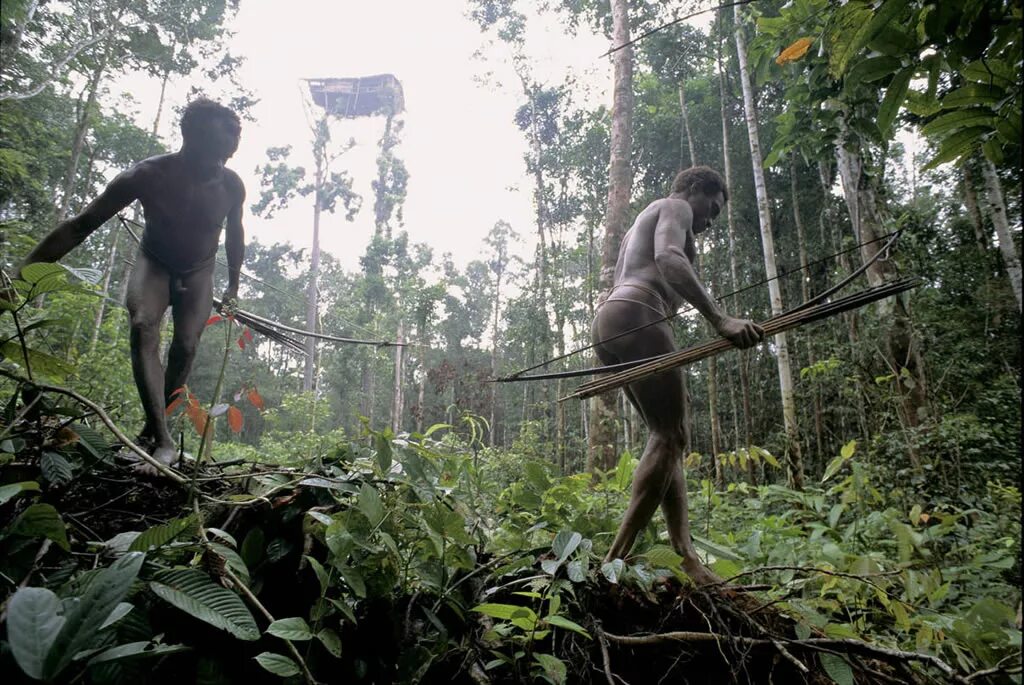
xmin=716 ymin=34 xmax=754 ymax=465
xmin=304 ymin=147 xmax=324 ymax=392
xmin=791 ymin=161 xmax=823 ymax=460
xmin=56 ymin=48 xmax=110 ymax=222
xmin=980 ymin=157 xmax=1022 ymax=312
xmin=588 ymin=0 xmax=633 ymax=473
xmin=89 ymin=226 xmax=120 ymax=352
xmin=679 ymin=80 xmax=698 ymax=167
xmin=489 ymin=266 xmax=503 ymax=447
xmin=391 ymin=317 xmax=405 ymax=433
xmin=961 ymin=160 xmax=989 ymax=254
xmin=834 ymin=117 xmax=928 ymax=437
xmin=734 ymin=6 xmax=804 ymax=489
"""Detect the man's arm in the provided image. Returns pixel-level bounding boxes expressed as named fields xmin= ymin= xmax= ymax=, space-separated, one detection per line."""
xmin=222 ymin=173 xmax=246 ymax=304
xmin=19 ymin=169 xmax=139 ymax=275
xmin=653 ymin=202 xmax=763 ymax=348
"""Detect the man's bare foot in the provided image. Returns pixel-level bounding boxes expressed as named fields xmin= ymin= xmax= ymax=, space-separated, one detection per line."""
xmin=133 ymin=443 xmax=180 ymax=476
xmin=682 ymin=556 xmax=724 ymax=586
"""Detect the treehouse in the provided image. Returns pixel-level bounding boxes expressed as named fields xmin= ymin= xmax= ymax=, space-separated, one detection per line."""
xmin=306 ymin=74 xmax=405 ymax=118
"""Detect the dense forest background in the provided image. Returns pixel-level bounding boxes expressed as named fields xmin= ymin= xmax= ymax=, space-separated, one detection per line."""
xmin=0 ymin=1 xmax=1020 ymax=684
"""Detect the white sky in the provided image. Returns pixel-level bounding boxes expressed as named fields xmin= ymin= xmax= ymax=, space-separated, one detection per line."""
xmin=113 ymin=1 xmax=611 ymax=272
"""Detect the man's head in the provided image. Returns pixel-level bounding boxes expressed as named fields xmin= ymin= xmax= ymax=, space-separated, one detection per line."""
xmin=671 ymin=166 xmax=728 ymax=233
xmin=180 ymin=98 xmax=241 ymax=162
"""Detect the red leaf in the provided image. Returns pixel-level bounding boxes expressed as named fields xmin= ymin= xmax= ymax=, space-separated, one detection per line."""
xmin=243 ymin=328 xmax=254 ymax=342
xmin=170 ymin=386 xmax=187 ymax=397
xmin=247 ymin=387 xmax=265 ymax=411
xmin=165 ymin=397 xmax=184 ymax=416
xmin=186 ymin=405 xmax=209 ymax=436
xmin=237 ymin=336 xmax=245 ymax=350
xmin=205 ymin=315 xmax=223 ymax=327
xmin=227 ymin=406 xmax=243 ymax=433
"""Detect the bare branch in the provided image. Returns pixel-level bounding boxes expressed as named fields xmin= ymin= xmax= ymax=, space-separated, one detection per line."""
xmin=0 ymin=26 xmax=113 ymax=102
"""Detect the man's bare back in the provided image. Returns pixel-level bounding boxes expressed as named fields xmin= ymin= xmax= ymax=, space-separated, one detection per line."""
xmin=593 ymin=166 xmax=762 ymax=584
xmin=19 ymin=98 xmax=245 ymax=474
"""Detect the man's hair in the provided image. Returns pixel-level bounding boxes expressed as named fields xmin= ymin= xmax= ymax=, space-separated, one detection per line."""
xmin=180 ymin=97 xmax=240 ymax=141
xmin=671 ymin=166 xmax=728 ymax=202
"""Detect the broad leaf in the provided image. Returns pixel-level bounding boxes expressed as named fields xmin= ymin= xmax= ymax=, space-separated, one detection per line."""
xmin=317 ymin=627 xmax=342 ymax=657
xmin=267 ymin=617 xmax=314 ymax=641
xmin=11 ymin=503 xmax=70 ymax=551
xmin=87 ymin=641 xmax=190 ymax=665
xmin=357 ymin=482 xmax=384 ymax=527
xmin=129 ymin=515 xmax=195 ymax=552
xmin=545 ymin=615 xmax=591 ymax=638
xmin=877 ymin=66 xmax=913 ymax=134
xmin=150 ymin=569 xmax=259 ymax=640
xmin=0 ymin=480 xmax=39 ymax=505
xmin=6 ymin=587 xmax=64 ymax=680
xmin=254 ymin=652 xmax=300 ymax=677
xmin=601 ymin=559 xmax=624 ymax=584
xmin=552 ymin=531 xmax=582 ymax=563
xmin=44 ymin=552 xmax=145 ymax=678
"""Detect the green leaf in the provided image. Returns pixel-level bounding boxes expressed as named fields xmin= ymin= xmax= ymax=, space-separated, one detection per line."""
xmin=338 ymin=565 xmax=366 ymax=598
xmin=601 ymin=559 xmax=624 ymax=584
xmin=86 ymin=641 xmax=191 ymax=665
xmin=267 ymin=617 xmax=314 ymax=641
xmin=0 ymin=341 xmax=73 ymax=380
xmin=922 ymin=108 xmax=998 ymax=138
xmin=129 ymin=515 xmax=195 ymax=552
xmin=566 ymin=559 xmax=586 ymax=583
xmin=822 ymin=456 xmax=846 ymax=482
xmin=923 ymin=126 xmax=993 ymax=170
xmin=691 ymin=534 xmax=742 ymax=561
xmin=828 ymin=0 xmax=906 ymax=78
xmin=149 ymin=569 xmax=259 ymax=640
xmin=533 ymin=653 xmax=567 ymax=684
xmin=552 ymin=531 xmax=582 ymax=563
xmin=845 ymin=55 xmax=901 ymax=86
xmin=99 ymin=602 xmax=134 ymax=630
xmin=44 ymin=552 xmax=145 ymax=678
xmin=473 ymin=603 xmax=536 ymax=622
xmin=544 ymin=615 xmax=591 ymax=638
xmin=11 ymin=502 xmax=70 ymax=551
xmin=840 ymin=440 xmax=856 ymax=460
xmin=961 ymin=59 xmax=1015 ymax=88
xmin=357 ymin=482 xmax=384 ymax=527
xmin=6 ymin=587 xmax=64 ymax=680
xmin=878 ymin=66 xmax=913 ymax=134
xmin=317 ymin=628 xmax=343 ymax=657
xmin=941 ymin=84 xmax=1006 ymax=109
xmin=820 ymin=653 xmax=854 ymax=685
xmin=0 ymin=480 xmax=39 ymax=505
xmin=375 ymin=433 xmax=393 ymax=472
xmin=642 ymin=545 xmax=683 ymax=570
xmin=254 ymin=652 xmax=301 ymax=677
xmin=240 ymin=527 xmax=265 ymax=569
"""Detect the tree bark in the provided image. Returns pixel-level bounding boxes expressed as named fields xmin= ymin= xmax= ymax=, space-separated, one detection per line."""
xmin=716 ymin=33 xmax=754 ymax=471
xmin=304 ymin=141 xmax=324 ymax=392
xmin=834 ymin=116 xmax=928 ymax=437
xmin=791 ymin=161 xmax=823 ymax=459
xmin=56 ymin=48 xmax=111 ymax=222
xmin=679 ymin=80 xmax=698 ymax=167
xmin=391 ymin=317 xmax=405 ymax=433
xmin=734 ymin=6 xmax=804 ymax=489
xmin=589 ymin=0 xmax=634 ymax=473
xmin=980 ymin=157 xmax=1022 ymax=312
xmin=961 ymin=160 xmax=988 ymax=253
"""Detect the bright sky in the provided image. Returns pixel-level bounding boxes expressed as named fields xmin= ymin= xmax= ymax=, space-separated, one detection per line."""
xmin=114 ymin=1 xmax=610 ymax=272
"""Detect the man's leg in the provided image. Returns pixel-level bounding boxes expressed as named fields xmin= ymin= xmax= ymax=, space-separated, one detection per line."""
xmin=165 ymin=265 xmax=214 ymax=405
xmin=595 ymin=305 xmax=719 ymax=583
xmin=125 ymin=251 xmax=173 ymax=469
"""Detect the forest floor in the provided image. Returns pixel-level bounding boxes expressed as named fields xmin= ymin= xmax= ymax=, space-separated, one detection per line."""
xmin=48 ymin=461 xmax=924 ymax=685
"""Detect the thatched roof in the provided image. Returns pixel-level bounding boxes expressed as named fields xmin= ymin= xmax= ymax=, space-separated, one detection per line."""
xmin=306 ymin=74 xmax=404 ymax=118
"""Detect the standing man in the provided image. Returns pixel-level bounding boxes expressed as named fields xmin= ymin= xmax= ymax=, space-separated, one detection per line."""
xmin=18 ymin=98 xmax=245 ymax=473
xmin=592 ymin=166 xmax=762 ymax=585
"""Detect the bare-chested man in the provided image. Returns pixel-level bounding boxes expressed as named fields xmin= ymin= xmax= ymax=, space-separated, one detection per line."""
xmin=593 ymin=166 xmax=763 ymax=585
xmin=18 ymin=98 xmax=245 ymax=472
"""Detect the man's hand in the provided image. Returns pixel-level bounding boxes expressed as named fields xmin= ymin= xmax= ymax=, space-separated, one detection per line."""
xmin=717 ymin=316 xmax=764 ymax=348
xmin=219 ymin=287 xmax=239 ymax=316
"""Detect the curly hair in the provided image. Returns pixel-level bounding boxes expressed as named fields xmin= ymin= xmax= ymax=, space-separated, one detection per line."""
xmin=180 ymin=97 xmax=240 ymax=142
xmin=671 ymin=166 xmax=728 ymax=202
